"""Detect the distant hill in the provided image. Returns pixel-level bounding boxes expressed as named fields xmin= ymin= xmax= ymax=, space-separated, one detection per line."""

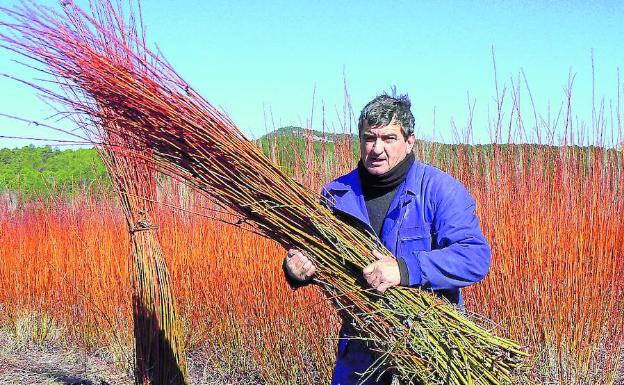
xmin=259 ymin=126 xmax=356 ymax=143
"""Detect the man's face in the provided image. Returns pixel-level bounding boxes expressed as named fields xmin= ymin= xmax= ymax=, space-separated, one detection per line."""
xmin=360 ymin=121 xmax=415 ymax=175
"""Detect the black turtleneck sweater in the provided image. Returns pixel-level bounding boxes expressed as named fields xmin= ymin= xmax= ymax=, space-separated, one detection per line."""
xmin=358 ymin=152 xmax=415 ymax=286
xmin=358 ymin=152 xmax=415 ymax=237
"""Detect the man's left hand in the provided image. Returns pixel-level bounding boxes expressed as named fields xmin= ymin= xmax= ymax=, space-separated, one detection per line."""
xmin=362 ymin=250 xmax=400 ymax=293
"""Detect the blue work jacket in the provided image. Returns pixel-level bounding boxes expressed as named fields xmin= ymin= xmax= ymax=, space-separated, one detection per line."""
xmin=321 ymin=160 xmax=491 ymax=385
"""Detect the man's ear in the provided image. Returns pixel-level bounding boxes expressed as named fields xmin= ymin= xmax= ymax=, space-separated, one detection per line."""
xmin=406 ymin=134 xmax=416 ymax=153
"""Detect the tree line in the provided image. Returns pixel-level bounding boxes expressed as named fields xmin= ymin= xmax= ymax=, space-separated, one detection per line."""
xmin=0 ymin=145 xmax=109 ymax=199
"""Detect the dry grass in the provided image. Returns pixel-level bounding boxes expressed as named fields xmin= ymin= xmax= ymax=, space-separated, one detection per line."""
xmin=2 ymin=314 xmax=620 ymax=384
xmin=0 ymin=313 xmax=320 ymax=385
xmin=0 ymin=323 xmax=133 ymax=385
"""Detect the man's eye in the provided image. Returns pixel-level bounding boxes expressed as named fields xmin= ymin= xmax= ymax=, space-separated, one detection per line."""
xmin=364 ymin=136 xmax=376 ymax=142
xmin=385 ymin=137 xmax=397 ymax=142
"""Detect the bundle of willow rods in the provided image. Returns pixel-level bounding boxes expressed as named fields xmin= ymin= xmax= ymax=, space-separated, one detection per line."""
xmin=0 ymin=1 xmax=527 ymax=384
xmin=99 ymin=132 xmax=188 ymax=384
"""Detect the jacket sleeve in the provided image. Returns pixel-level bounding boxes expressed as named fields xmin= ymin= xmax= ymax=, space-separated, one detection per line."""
xmin=400 ymin=181 xmax=491 ymax=290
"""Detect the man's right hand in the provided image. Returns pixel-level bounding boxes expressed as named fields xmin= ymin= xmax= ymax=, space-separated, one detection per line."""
xmin=284 ymin=248 xmax=317 ymax=282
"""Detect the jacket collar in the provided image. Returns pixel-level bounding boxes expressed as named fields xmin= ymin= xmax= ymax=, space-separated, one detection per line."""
xmin=322 ymin=168 xmax=370 ymax=227
xmin=323 ymin=159 xmax=424 ymax=223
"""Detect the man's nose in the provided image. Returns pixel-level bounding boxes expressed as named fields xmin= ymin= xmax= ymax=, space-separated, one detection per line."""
xmin=372 ymin=138 xmax=384 ymax=154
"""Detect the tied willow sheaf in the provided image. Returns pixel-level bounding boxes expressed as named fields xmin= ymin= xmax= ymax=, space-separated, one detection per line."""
xmin=98 ymin=136 xmax=189 ymax=384
xmin=0 ymin=1 xmax=527 ymax=384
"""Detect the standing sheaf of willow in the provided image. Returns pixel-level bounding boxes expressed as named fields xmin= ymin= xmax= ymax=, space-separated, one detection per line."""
xmin=99 ymin=138 xmax=189 ymax=385
xmin=0 ymin=1 xmax=527 ymax=384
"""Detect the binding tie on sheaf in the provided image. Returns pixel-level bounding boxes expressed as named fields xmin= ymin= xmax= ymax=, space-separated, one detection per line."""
xmin=129 ymin=218 xmax=159 ymax=234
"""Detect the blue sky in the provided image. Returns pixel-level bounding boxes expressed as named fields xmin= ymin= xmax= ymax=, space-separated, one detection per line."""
xmin=1 ymin=0 xmax=623 ymax=147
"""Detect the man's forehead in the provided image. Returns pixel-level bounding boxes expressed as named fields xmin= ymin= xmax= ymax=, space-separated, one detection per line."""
xmin=363 ymin=121 xmax=402 ymax=134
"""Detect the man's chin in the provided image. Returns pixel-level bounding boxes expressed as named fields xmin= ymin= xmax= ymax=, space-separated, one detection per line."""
xmin=365 ymin=164 xmax=388 ymax=175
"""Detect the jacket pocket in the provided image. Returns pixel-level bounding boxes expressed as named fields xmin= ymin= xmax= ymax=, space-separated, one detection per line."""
xmin=398 ymin=225 xmax=432 ymax=256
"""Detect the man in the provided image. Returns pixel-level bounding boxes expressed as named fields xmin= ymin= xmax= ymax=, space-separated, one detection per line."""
xmin=284 ymin=94 xmax=491 ymax=385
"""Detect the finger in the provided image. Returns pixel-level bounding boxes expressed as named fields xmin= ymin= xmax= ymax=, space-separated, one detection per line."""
xmin=302 ymin=260 xmax=312 ymax=271
xmin=287 ymin=253 xmax=301 ymax=268
xmin=302 ymin=265 xmax=315 ymax=279
xmin=368 ymin=274 xmax=380 ymax=289
xmin=293 ymin=251 xmax=305 ymax=261
xmin=286 ymin=260 xmax=303 ymax=280
xmin=291 ymin=251 xmax=305 ymax=262
xmin=286 ymin=252 xmax=299 ymax=265
xmin=376 ymin=282 xmax=391 ymax=293
xmin=302 ymin=262 xmax=316 ymax=278
xmin=372 ymin=249 xmax=385 ymax=260
xmin=295 ymin=255 xmax=309 ymax=271
xmin=287 ymin=258 xmax=306 ymax=279
xmin=362 ymin=263 xmax=375 ymax=276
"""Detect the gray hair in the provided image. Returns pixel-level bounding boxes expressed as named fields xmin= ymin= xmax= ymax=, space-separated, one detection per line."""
xmin=357 ymin=94 xmax=415 ymax=138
